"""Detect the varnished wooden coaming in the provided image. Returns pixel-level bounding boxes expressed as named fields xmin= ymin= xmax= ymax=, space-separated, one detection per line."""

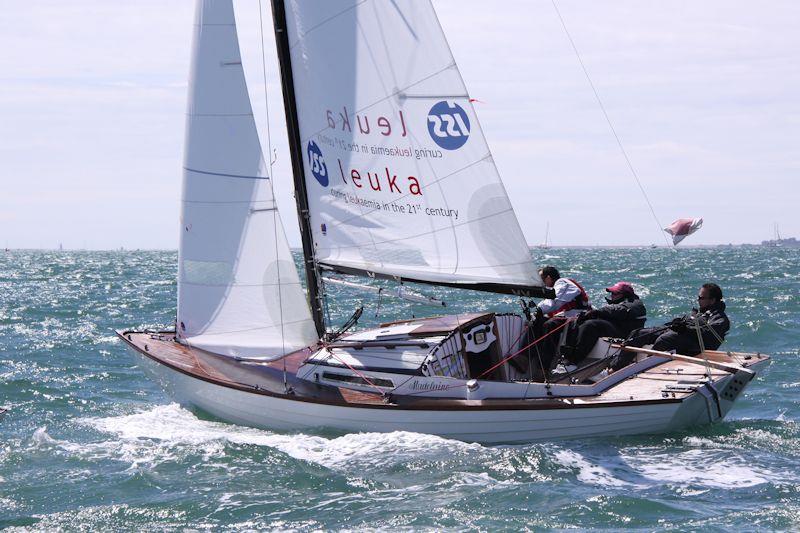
xmin=118 ymin=330 xmax=762 ymax=411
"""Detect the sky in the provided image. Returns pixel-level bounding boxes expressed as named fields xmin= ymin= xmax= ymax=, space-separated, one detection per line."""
xmin=1 ymin=0 xmax=798 ymax=249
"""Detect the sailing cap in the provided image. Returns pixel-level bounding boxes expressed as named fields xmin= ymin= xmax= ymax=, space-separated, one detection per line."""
xmin=605 ymin=282 xmax=635 ymax=295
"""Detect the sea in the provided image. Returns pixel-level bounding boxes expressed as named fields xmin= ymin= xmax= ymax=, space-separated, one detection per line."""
xmin=1 ymin=247 xmax=798 ymax=531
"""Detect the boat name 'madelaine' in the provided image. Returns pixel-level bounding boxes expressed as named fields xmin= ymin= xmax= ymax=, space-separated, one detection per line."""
xmin=409 ymin=380 xmax=449 ymax=392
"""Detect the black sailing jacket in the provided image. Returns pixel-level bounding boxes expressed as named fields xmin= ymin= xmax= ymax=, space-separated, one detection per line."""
xmin=675 ymin=301 xmax=730 ymax=350
xmin=595 ymin=296 xmax=647 ymax=337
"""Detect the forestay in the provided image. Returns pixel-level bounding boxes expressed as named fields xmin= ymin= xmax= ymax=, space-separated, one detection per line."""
xmin=177 ymin=0 xmax=317 ymax=358
xmin=282 ymin=1 xmax=542 ymax=294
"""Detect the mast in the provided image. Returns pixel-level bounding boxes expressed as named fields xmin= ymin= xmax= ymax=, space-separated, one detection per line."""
xmin=270 ymin=0 xmax=326 ymax=338
xmin=544 ymin=222 xmax=550 ymax=247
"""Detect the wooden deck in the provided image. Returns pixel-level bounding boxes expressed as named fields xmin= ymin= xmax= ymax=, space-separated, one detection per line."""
xmin=118 ymin=331 xmax=763 ymax=411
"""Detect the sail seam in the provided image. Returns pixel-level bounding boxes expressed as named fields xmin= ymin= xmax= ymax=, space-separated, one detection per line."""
xmin=190 ymin=318 xmax=314 ymax=336
xmin=188 ymin=113 xmax=254 ymax=117
xmin=316 ymin=206 xmax=516 ymax=251
xmin=182 ymin=199 xmax=275 ymax=205
xmin=287 ymin=1 xmax=368 ymax=49
xmin=184 ymin=167 xmax=269 ymax=180
xmin=180 ymin=281 xmax=304 ymax=288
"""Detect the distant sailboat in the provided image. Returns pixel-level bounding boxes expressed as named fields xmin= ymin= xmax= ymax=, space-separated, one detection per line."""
xmin=119 ymin=0 xmax=768 ymax=443
xmin=762 ymin=223 xmax=799 ymax=247
xmin=771 ymin=223 xmax=783 ymax=247
xmin=538 ymin=222 xmax=550 ymax=249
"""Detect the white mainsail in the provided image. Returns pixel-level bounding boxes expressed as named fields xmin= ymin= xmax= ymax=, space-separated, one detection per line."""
xmin=177 ymin=0 xmax=317 ymax=358
xmin=282 ymin=0 xmax=541 ymax=293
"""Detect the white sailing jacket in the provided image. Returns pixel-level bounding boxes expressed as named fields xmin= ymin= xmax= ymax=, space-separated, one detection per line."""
xmin=537 ymin=278 xmax=590 ymax=318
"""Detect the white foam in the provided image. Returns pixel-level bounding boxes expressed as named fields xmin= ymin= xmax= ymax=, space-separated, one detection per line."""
xmin=553 ymin=449 xmax=634 ymax=487
xmin=623 ymin=448 xmax=778 ymax=488
xmin=445 ymin=471 xmax=512 ymax=490
xmin=552 ymin=442 xmax=788 ymax=490
xmin=31 ymin=426 xmax=62 ymax=447
xmin=78 ymin=403 xmax=480 ymax=471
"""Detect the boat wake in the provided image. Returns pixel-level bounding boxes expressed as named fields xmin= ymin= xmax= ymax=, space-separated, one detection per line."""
xmin=60 ymin=404 xmax=793 ymax=493
xmin=77 ymin=403 xmax=482 ymax=472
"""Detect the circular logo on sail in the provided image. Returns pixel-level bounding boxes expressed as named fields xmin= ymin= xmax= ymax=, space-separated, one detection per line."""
xmin=307 ymin=140 xmax=328 ymax=186
xmin=427 ymin=101 xmax=471 ymax=150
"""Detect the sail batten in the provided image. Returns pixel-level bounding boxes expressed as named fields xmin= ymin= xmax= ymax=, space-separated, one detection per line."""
xmin=177 ymin=0 xmax=317 ymax=358
xmin=281 ymin=0 xmax=541 ymax=291
xmin=184 ymin=167 xmax=271 ymax=181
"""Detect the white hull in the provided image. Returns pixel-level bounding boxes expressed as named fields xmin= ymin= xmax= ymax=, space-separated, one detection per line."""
xmin=129 ymin=345 xmax=740 ymax=444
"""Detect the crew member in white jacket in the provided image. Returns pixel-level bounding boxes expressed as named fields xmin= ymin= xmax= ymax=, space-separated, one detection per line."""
xmin=531 ymin=266 xmax=591 ymax=377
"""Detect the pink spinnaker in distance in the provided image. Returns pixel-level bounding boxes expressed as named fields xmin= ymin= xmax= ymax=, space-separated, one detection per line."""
xmin=664 ymin=217 xmax=703 ymax=245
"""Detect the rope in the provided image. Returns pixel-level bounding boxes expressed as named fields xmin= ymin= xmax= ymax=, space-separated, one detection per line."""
xmin=477 ymin=317 xmax=574 ymax=380
xmin=690 ymin=301 xmax=744 ymax=366
xmin=399 ymin=317 xmax=575 ymax=396
xmin=550 ymin=0 xmax=672 ymax=248
xmin=692 ymin=312 xmax=713 ymax=378
xmin=502 ymin=312 xmax=551 ymax=382
xmin=321 ymin=344 xmax=387 ymax=397
xmin=397 ymin=317 xmax=575 ymax=398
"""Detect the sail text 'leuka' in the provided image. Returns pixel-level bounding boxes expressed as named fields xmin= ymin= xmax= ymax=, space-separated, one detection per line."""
xmin=326 ymin=106 xmax=408 ymax=137
xmin=337 ymin=159 xmax=422 ymax=196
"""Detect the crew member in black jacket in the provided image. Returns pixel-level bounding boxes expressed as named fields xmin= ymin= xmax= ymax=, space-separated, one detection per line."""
xmin=625 ymin=282 xmax=730 ymax=356
xmin=561 ymin=282 xmax=646 ymax=364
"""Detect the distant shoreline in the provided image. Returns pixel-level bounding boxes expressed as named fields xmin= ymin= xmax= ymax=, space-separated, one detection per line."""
xmin=4 ymin=243 xmax=798 ymax=252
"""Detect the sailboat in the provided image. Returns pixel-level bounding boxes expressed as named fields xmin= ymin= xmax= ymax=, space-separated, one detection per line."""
xmin=538 ymin=222 xmax=550 ymax=249
xmin=118 ymin=0 xmax=769 ymax=444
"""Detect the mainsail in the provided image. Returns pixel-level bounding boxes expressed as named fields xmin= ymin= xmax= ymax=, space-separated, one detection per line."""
xmin=279 ymin=1 xmax=542 ymax=295
xmin=177 ymin=0 xmax=317 ymax=358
